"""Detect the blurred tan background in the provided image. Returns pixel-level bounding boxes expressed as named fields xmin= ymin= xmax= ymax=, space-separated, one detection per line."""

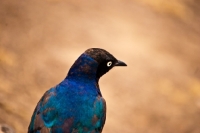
xmin=0 ymin=0 xmax=200 ymax=133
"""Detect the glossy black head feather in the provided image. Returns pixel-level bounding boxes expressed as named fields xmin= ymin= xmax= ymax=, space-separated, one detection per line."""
xmin=67 ymin=48 xmax=126 ymax=82
xmin=84 ymin=48 xmax=127 ymax=81
xmin=85 ymin=48 xmax=118 ymax=64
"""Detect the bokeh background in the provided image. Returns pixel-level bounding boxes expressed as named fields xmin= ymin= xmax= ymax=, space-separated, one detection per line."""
xmin=0 ymin=0 xmax=200 ymax=133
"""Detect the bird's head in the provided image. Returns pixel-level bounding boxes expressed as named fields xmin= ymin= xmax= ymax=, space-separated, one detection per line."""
xmin=85 ymin=48 xmax=127 ymax=80
xmin=67 ymin=48 xmax=127 ymax=82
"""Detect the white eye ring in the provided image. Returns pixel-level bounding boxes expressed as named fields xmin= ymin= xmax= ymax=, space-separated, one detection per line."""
xmin=107 ymin=61 xmax=112 ymax=67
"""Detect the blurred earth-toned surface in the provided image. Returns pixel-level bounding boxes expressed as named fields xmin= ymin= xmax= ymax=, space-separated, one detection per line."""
xmin=0 ymin=0 xmax=200 ymax=133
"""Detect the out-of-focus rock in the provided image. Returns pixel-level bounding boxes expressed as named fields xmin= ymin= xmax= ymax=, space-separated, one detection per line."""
xmin=0 ymin=124 xmax=15 ymax=133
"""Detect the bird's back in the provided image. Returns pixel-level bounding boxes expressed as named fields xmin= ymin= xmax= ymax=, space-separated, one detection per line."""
xmin=28 ymin=79 xmax=106 ymax=133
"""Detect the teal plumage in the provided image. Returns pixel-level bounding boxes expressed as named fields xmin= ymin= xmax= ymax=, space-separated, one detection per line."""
xmin=28 ymin=48 xmax=126 ymax=133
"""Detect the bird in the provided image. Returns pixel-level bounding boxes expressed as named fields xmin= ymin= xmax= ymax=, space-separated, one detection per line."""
xmin=28 ymin=48 xmax=127 ymax=133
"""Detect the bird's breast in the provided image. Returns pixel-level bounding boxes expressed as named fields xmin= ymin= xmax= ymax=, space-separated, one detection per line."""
xmin=54 ymin=80 xmax=105 ymax=131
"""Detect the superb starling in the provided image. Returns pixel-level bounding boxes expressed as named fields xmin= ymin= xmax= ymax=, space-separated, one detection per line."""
xmin=28 ymin=48 xmax=127 ymax=133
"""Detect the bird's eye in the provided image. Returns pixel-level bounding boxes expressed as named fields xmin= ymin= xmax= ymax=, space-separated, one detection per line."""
xmin=107 ymin=61 xmax=112 ymax=67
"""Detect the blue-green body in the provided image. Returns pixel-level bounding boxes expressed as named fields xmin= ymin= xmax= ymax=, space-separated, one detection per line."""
xmin=28 ymin=54 xmax=106 ymax=133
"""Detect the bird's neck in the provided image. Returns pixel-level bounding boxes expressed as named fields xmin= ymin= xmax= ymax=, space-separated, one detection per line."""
xmin=66 ymin=54 xmax=99 ymax=82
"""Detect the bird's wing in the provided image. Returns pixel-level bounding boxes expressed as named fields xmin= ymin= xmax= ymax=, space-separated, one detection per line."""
xmin=28 ymin=88 xmax=58 ymax=133
xmin=93 ymin=96 xmax=106 ymax=132
xmin=100 ymin=97 xmax=106 ymax=132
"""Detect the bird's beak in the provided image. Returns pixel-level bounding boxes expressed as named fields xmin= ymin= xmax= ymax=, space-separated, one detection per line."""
xmin=115 ymin=60 xmax=127 ymax=66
